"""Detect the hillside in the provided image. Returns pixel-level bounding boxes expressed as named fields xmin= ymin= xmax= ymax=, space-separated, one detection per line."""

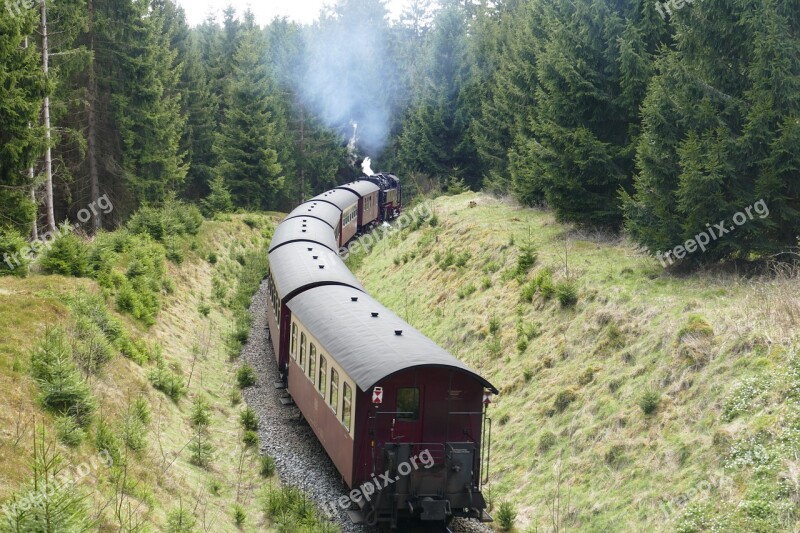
xmin=0 ymin=213 xmax=296 ymax=532
xmin=349 ymin=192 xmax=800 ymax=532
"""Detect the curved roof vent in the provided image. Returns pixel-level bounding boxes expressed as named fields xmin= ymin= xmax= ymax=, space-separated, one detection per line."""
xmin=351 ymin=297 xmax=359 ymax=302
xmin=371 ymin=312 xmax=379 ymax=318
xmin=395 ymin=330 xmax=403 ymax=336
xmin=318 ymin=265 xmax=325 ymax=270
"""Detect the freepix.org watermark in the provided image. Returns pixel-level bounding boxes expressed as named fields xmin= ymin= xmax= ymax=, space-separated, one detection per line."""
xmin=656 ymin=199 xmax=769 ymax=268
xmin=658 ymin=472 xmax=734 ymax=520
xmin=1 ymin=449 xmax=113 ymax=522
xmin=4 ymin=0 xmax=34 ymax=18
xmin=3 ymin=194 xmax=114 ymax=271
xmin=323 ymin=449 xmax=434 ymax=517
xmin=655 ymin=0 xmax=700 ymax=20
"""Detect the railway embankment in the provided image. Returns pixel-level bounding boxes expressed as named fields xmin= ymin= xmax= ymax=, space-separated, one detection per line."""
xmin=0 ymin=210 xmax=291 ymax=531
xmin=348 ymin=191 xmax=800 ymax=532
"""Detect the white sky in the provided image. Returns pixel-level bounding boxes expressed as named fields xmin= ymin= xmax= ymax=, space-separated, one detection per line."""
xmin=176 ymin=0 xmax=408 ymax=27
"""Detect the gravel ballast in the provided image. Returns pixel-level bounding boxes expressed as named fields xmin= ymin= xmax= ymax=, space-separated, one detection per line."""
xmin=241 ymin=280 xmax=491 ymax=533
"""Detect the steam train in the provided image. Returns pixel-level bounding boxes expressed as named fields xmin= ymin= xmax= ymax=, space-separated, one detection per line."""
xmin=265 ymin=173 xmax=497 ymax=528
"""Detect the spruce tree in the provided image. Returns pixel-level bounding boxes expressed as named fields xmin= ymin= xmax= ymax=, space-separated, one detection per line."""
xmin=215 ymin=15 xmax=285 ymax=209
xmin=0 ymin=5 xmax=43 ymax=232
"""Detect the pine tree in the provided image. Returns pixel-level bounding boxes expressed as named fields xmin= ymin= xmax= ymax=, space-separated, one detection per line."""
xmin=215 ymin=16 xmax=285 ymax=209
xmin=115 ymin=0 xmax=188 ymax=206
xmin=0 ymin=5 xmax=44 ymax=232
xmin=624 ymin=0 xmax=800 ymax=263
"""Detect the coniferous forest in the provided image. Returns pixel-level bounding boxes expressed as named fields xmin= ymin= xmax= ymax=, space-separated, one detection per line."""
xmin=1 ymin=0 xmax=799 ymax=266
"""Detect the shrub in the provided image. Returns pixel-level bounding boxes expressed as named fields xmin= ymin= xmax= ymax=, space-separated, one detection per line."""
xmin=32 ymin=328 xmax=96 ymax=427
xmin=198 ymin=302 xmax=211 ymax=317
xmin=523 ymin=368 xmax=534 ymax=382
xmin=165 ymin=502 xmax=197 ymax=533
xmin=40 ymin=230 xmax=90 ymax=277
xmin=116 ymin=336 xmax=150 ymax=366
xmin=232 ymin=504 xmax=247 ymax=527
xmin=164 ymin=237 xmax=185 ymax=265
xmin=554 ymin=388 xmax=578 ymax=413
xmin=132 ymin=396 xmax=151 ymax=426
xmin=189 ymin=432 xmax=214 ymax=468
xmin=259 ymin=454 xmax=276 ymax=477
xmin=516 ymin=242 xmax=537 ymax=275
xmin=229 ymin=388 xmax=242 ymax=406
xmin=240 ymin=407 xmax=259 ymax=432
xmin=201 ymin=175 xmax=234 ymax=217
xmin=481 ymin=276 xmax=492 ymax=290
xmin=72 ymin=315 xmax=116 ymax=374
xmin=538 ymin=431 xmax=557 ymax=453
xmin=207 ymin=252 xmax=218 ymax=265
xmin=191 ymin=396 xmax=212 ymax=429
xmin=496 ymin=501 xmax=517 ymax=531
xmin=148 ymin=351 xmax=187 ymax=401
xmin=0 ymin=227 xmax=31 ymax=277
xmin=95 ymin=418 xmax=122 ymax=467
xmin=457 ymin=284 xmax=477 ymax=299
xmin=237 ymin=363 xmax=257 ymax=389
xmin=605 ymin=444 xmax=627 ymax=468
xmin=243 ymin=430 xmax=259 ymax=447
xmin=121 ymin=412 xmax=147 ymax=453
xmin=55 ymin=415 xmax=86 ymax=447
xmin=67 ymin=291 xmax=124 ymax=342
xmin=556 ymin=280 xmax=579 ymax=307
xmin=489 ymin=316 xmax=501 ymax=336
xmin=639 ymin=390 xmax=661 ymax=415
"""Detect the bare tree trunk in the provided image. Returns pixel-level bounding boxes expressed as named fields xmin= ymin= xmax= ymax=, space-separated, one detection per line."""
xmin=87 ymin=0 xmax=101 ymax=232
xmin=40 ymin=0 xmax=56 ymax=234
xmin=30 ymin=171 xmax=38 ymax=240
xmin=24 ymin=36 xmax=39 ymax=241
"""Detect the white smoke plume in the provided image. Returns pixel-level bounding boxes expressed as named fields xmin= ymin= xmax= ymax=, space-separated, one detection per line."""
xmin=362 ymin=157 xmax=375 ymax=176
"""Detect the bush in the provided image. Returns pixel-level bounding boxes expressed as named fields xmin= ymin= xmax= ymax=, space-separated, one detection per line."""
xmin=207 ymin=252 xmax=218 ymax=265
xmin=232 ymin=504 xmax=247 ymax=527
xmin=554 ymin=388 xmax=578 ymax=413
xmin=55 ymin=415 xmax=86 ymax=447
xmin=516 ymin=242 xmax=537 ymax=275
xmin=72 ymin=315 xmax=116 ymax=374
xmin=496 ymin=501 xmax=517 ymax=531
xmin=148 ymin=350 xmax=187 ymax=401
xmin=243 ymin=430 xmax=259 ymax=448
xmin=489 ymin=316 xmax=501 ymax=336
xmin=191 ymin=396 xmax=212 ymax=429
xmin=164 ymin=237 xmax=185 ymax=264
xmin=0 ymin=227 xmax=31 ymax=277
xmin=201 ymin=175 xmax=234 ymax=217
xmin=121 ymin=411 xmax=147 ymax=453
xmin=40 ymin=229 xmax=90 ymax=277
xmin=95 ymin=418 xmax=122 ymax=467
xmin=198 ymin=302 xmax=211 ymax=317
xmin=165 ymin=502 xmax=197 ymax=533
xmin=31 ymin=327 xmax=96 ymax=427
xmin=259 ymin=454 xmax=276 ymax=477
xmin=116 ymin=336 xmax=150 ymax=366
xmin=132 ymin=396 xmax=151 ymax=426
xmin=538 ymin=431 xmax=557 ymax=453
xmin=457 ymin=284 xmax=477 ymax=299
xmin=556 ymin=280 xmax=579 ymax=307
xmin=639 ymin=390 xmax=661 ymax=415
xmin=237 ymin=363 xmax=257 ymax=389
xmin=127 ymin=198 xmax=203 ymax=243
xmin=240 ymin=407 xmax=259 ymax=432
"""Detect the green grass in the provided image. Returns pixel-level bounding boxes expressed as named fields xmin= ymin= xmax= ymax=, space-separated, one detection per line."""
xmin=0 ymin=213 xmax=286 ymax=532
xmin=351 ymin=192 xmax=800 ymax=532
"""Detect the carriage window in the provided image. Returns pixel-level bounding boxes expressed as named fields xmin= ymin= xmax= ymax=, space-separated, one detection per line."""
xmin=309 ymin=344 xmax=317 ymax=384
xmin=318 ymin=356 xmax=327 ymax=397
xmin=330 ymin=369 xmax=339 ymax=414
xmin=291 ymin=324 xmax=297 ymax=359
xmin=396 ymin=388 xmax=420 ymax=420
xmin=342 ymin=383 xmax=352 ymax=431
xmin=299 ymin=333 xmax=306 ymax=369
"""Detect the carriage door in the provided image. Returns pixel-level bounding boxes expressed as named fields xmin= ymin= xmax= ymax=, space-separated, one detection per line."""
xmin=393 ymin=386 xmax=423 ymax=445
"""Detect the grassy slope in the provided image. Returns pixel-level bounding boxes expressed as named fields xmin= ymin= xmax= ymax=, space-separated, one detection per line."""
xmin=0 ymin=214 xmax=281 ymax=532
xmin=351 ymin=192 xmax=800 ymax=532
